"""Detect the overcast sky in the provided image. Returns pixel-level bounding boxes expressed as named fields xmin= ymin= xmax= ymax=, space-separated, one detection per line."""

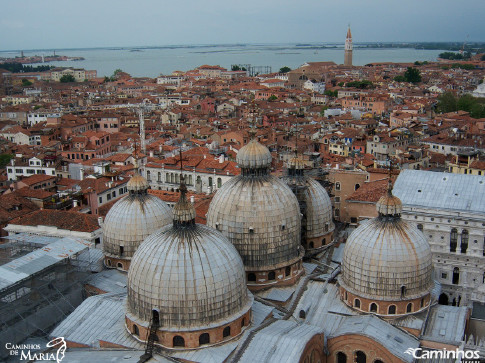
xmin=1 ymin=0 xmax=483 ymax=50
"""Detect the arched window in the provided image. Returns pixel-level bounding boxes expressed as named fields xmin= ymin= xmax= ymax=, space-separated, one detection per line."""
xmin=406 ymin=303 xmax=413 ymax=313
xmin=268 ymin=271 xmax=276 ymax=280
xmin=337 ymin=352 xmax=347 ymax=363
xmin=106 ymin=259 xmax=112 ymax=266
xmin=247 ymin=273 xmax=256 ymax=282
xmin=401 ymin=285 xmax=406 ymax=298
xmin=117 ymin=262 xmax=123 ymax=269
xmin=241 ymin=318 xmax=246 ymax=327
xmin=285 ymin=266 xmax=291 ymax=277
xmin=133 ymin=324 xmax=139 ymax=336
xmin=453 ymin=267 xmax=460 ymax=285
xmin=355 ymin=351 xmax=367 ymax=363
xmin=370 ymin=303 xmax=378 ymax=313
xmin=354 ymin=298 xmax=361 ymax=309
xmin=325 ymin=224 xmax=329 ymax=232
xmin=388 ymin=305 xmax=396 ymax=314
xmin=461 ymin=230 xmax=468 ymax=254
xmin=374 ymin=360 xmax=384 ymax=363
xmin=217 ymin=178 xmax=222 ymax=188
xmin=166 ymin=173 xmax=170 ymax=182
xmin=208 ymin=177 xmax=213 ymax=187
xmin=188 ymin=175 xmax=193 ymax=185
xmin=309 ymin=242 xmax=314 ymax=248
xmin=438 ymin=293 xmax=449 ymax=305
xmin=355 ymin=183 xmax=360 ymax=191
xmin=421 ymin=297 xmax=425 ymax=308
xmin=152 ymin=310 xmax=160 ymax=326
xmin=322 ymin=238 xmax=326 ymax=245
xmin=119 ymin=246 xmax=124 ymax=256
xmin=223 ymin=326 xmax=231 ymax=338
xmin=158 ymin=172 xmax=161 ymax=182
xmin=417 ymin=224 xmax=423 ymax=232
xmin=173 ymin=336 xmax=185 ymax=347
xmin=199 ymin=333 xmax=210 ymax=346
xmin=146 ymin=170 xmax=151 ymax=181
xmin=450 ymin=228 xmax=458 ymax=252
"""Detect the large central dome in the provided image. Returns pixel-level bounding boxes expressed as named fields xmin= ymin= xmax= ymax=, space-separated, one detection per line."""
xmin=207 ymin=138 xmax=304 ymax=290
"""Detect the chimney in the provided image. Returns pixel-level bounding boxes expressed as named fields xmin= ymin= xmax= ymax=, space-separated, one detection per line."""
xmin=80 ymin=168 xmax=84 ymax=180
xmin=190 ymin=195 xmax=195 ymax=204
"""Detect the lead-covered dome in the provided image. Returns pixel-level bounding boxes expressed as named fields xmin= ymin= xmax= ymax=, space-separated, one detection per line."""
xmin=236 ymin=138 xmax=272 ymax=170
xmin=340 ymin=186 xmax=433 ymax=314
xmin=126 ymin=181 xmax=252 ymax=349
xmin=103 ymin=173 xmax=172 ymax=271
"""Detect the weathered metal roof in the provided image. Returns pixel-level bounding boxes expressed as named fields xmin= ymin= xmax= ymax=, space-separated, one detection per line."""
xmin=0 ymin=237 xmax=91 ymax=291
xmin=85 ymin=268 xmax=127 ymax=294
xmin=238 ymin=320 xmax=325 ymax=363
xmin=50 ymin=293 xmax=135 ymax=348
xmin=393 ymin=170 xmax=485 ymax=214
xmin=423 ymin=305 xmax=468 ymax=344
xmin=59 ymin=350 xmax=172 ymax=363
xmin=127 ymin=223 xmax=253 ymax=330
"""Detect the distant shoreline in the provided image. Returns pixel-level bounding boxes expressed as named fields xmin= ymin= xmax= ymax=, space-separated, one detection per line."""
xmin=0 ymin=41 xmax=484 ymax=54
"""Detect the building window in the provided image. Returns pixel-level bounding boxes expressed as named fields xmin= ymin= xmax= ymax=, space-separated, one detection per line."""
xmin=223 ymin=326 xmax=231 ymax=338
xmin=335 ymin=196 xmax=340 ymax=203
xmin=99 ymin=196 xmax=103 ymax=204
xmin=370 ymin=303 xmax=378 ymax=313
xmin=335 ymin=182 xmax=341 ymax=191
xmin=388 ymin=305 xmax=396 ymax=314
xmin=285 ymin=266 xmax=291 ymax=277
xmin=337 ymin=352 xmax=347 ymax=363
xmin=417 ymin=224 xmax=423 ymax=232
xmin=199 ymin=333 xmax=210 ymax=346
xmin=450 ymin=228 xmax=458 ymax=252
xmin=217 ymin=178 xmax=222 ymax=188
xmin=401 ymin=286 xmax=406 ymax=298
xmin=173 ymin=336 xmax=185 ymax=347
xmin=268 ymin=271 xmax=276 ymax=280
xmin=355 ymin=351 xmax=366 ymax=363
xmin=248 ymin=273 xmax=256 ymax=282
xmin=452 ymin=267 xmax=460 ymax=285
xmin=133 ymin=325 xmax=139 ymax=336
xmin=354 ymin=298 xmax=361 ymax=309
xmin=117 ymin=262 xmax=123 ymax=269
xmin=441 ymin=272 xmax=447 ymax=279
xmin=461 ymin=230 xmax=468 ymax=254
xmin=355 ymin=183 xmax=360 ymax=191
xmin=406 ymin=303 xmax=413 ymax=313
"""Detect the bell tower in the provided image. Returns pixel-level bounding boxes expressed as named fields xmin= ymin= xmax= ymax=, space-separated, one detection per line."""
xmin=344 ymin=26 xmax=353 ymax=67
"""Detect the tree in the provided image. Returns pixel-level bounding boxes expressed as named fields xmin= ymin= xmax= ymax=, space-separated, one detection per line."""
xmin=394 ymin=75 xmax=406 ymax=82
xmin=60 ymin=74 xmax=75 ymax=83
xmin=268 ymin=95 xmax=278 ymax=102
xmin=21 ymin=78 xmax=32 ymax=87
xmin=436 ymin=92 xmax=458 ymax=113
xmin=279 ymin=66 xmax=291 ymax=73
xmin=0 ymin=154 xmax=13 ymax=169
xmin=324 ymin=90 xmax=338 ymax=97
xmin=404 ymin=67 xmax=421 ymax=83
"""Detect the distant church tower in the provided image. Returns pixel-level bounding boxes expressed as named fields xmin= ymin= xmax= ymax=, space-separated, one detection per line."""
xmin=344 ymin=26 xmax=353 ymax=66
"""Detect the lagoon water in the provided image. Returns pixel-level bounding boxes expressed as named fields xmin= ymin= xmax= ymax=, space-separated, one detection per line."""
xmin=2 ymin=44 xmax=445 ymax=78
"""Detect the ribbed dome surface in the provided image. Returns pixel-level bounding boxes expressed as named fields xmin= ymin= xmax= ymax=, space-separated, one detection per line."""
xmin=127 ymin=224 xmax=253 ymax=330
xmin=303 ymin=178 xmax=334 ymax=238
xmin=236 ymin=139 xmax=272 ymax=169
xmin=127 ymin=173 xmax=150 ymax=192
xmin=376 ymin=193 xmax=403 ymax=216
xmin=341 ymin=217 xmax=433 ymax=300
xmin=207 ymin=175 xmax=302 ymax=270
xmin=103 ymin=194 xmax=173 ymax=258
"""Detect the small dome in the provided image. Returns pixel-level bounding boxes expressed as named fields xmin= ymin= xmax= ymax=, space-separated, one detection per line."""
xmin=127 ymin=223 xmax=253 ymax=330
xmin=376 ymin=192 xmax=402 ymax=216
xmin=287 ymin=156 xmax=305 ymax=170
xmin=103 ymin=174 xmax=172 ymax=265
xmin=236 ymin=139 xmax=272 ymax=169
xmin=127 ymin=173 xmax=150 ymax=192
xmin=207 ymin=176 xmax=302 ymax=271
xmin=341 ymin=217 xmax=433 ymax=301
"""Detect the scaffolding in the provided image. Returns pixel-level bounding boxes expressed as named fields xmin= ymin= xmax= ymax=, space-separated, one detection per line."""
xmin=0 ymin=236 xmax=101 ymax=359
